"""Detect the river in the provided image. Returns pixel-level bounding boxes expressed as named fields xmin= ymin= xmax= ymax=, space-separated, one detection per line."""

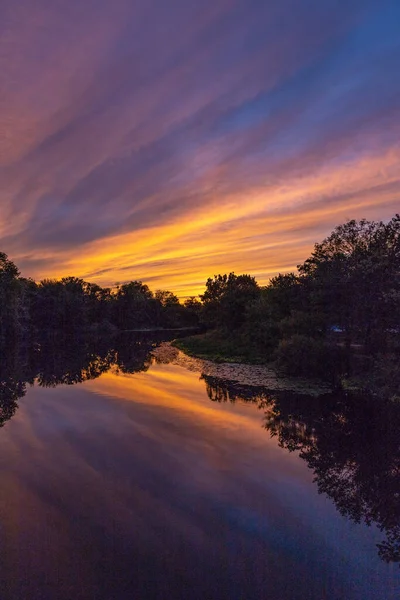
xmin=0 ymin=336 xmax=399 ymax=599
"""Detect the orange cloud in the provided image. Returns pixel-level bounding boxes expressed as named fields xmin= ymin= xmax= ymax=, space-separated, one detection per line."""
xmin=17 ymin=145 xmax=399 ymax=296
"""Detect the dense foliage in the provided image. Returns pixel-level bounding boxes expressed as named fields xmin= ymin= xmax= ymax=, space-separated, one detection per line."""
xmin=183 ymin=215 xmax=400 ymax=394
xmin=0 ymin=265 xmax=200 ymax=346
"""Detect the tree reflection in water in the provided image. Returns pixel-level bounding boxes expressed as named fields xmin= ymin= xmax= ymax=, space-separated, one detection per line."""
xmin=202 ymin=374 xmax=400 ymax=567
xmin=267 ymin=392 xmax=400 ymax=565
xmin=1 ymin=341 xmax=398 ymax=567
xmin=0 ymin=333 xmax=157 ymax=426
xmin=0 ymin=344 xmax=34 ymax=427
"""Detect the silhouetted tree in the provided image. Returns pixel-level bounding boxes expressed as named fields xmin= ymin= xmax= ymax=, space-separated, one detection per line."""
xmin=115 ymin=281 xmax=155 ymax=328
xmin=201 ymin=272 xmax=259 ymax=328
xmin=298 ymin=215 xmax=400 ymax=352
xmin=0 ymin=253 xmax=23 ymax=344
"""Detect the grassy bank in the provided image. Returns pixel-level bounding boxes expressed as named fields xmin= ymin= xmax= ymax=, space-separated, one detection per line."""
xmin=172 ymin=331 xmax=266 ymax=364
xmin=174 ymin=331 xmax=400 ymax=403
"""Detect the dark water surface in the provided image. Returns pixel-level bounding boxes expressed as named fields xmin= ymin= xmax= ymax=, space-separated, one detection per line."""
xmin=0 ymin=338 xmax=399 ymax=599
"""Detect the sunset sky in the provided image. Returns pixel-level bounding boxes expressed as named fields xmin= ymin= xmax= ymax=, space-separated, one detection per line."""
xmin=1 ymin=0 xmax=399 ymax=297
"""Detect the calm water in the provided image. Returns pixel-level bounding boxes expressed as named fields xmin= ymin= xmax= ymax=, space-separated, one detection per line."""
xmin=0 ymin=337 xmax=399 ymax=600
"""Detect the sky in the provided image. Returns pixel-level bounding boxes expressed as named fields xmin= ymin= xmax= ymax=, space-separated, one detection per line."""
xmin=1 ymin=0 xmax=399 ymax=297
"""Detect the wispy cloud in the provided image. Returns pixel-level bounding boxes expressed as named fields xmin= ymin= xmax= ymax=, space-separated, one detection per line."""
xmin=1 ymin=0 xmax=399 ymax=294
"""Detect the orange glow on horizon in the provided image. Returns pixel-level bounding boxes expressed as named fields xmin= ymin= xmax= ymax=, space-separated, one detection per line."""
xmin=11 ymin=146 xmax=399 ymax=297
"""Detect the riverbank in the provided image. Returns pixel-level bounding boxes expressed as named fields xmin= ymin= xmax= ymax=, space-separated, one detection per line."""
xmin=172 ymin=333 xmax=400 ymax=402
xmin=152 ymin=341 xmax=331 ymax=395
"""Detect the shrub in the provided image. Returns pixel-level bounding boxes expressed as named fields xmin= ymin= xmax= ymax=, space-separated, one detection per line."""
xmin=368 ymin=354 xmax=400 ymax=402
xmin=274 ymin=334 xmax=342 ymax=380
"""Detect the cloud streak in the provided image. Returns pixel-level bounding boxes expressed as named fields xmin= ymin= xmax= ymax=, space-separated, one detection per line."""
xmin=1 ymin=0 xmax=399 ymax=295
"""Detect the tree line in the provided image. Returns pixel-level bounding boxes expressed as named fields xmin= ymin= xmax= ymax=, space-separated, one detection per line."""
xmin=1 ymin=214 xmax=399 ymax=394
xmin=0 ymin=257 xmax=202 ymax=345
xmin=187 ymin=214 xmax=400 ymax=395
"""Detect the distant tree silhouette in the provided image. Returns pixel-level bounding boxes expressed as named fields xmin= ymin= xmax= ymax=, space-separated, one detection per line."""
xmin=0 ymin=253 xmax=23 ymax=343
xmin=201 ymin=272 xmax=259 ymax=328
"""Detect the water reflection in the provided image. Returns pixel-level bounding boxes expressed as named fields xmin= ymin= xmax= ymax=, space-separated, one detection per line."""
xmin=1 ymin=337 xmax=399 ymax=569
xmin=202 ymin=374 xmax=400 ymax=567
xmin=0 ymin=333 xmax=157 ymax=425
